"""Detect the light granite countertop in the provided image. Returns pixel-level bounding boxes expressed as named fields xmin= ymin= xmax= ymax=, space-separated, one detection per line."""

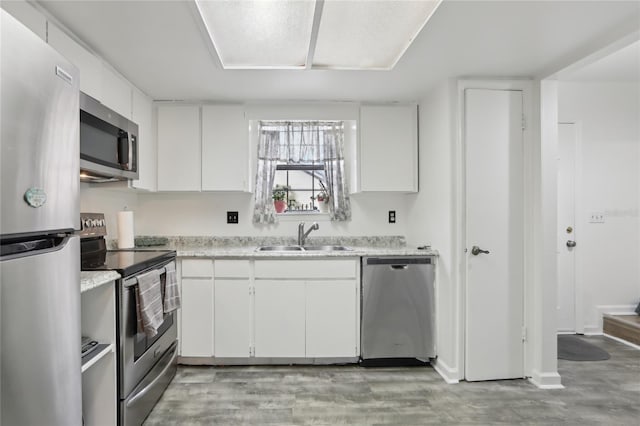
xmin=173 ymin=245 xmax=437 ymax=258
xmin=80 ymin=270 xmax=120 ymax=293
xmin=111 ymin=236 xmax=438 ymax=259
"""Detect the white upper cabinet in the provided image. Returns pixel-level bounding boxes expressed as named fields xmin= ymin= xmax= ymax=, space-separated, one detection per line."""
xmin=358 ymin=104 xmax=418 ymax=192
xmin=47 ymin=23 xmax=102 ymax=101
xmin=201 ymin=105 xmax=251 ymax=192
xmin=157 ymin=105 xmax=201 ymax=191
xmin=48 ymin=21 xmax=135 ymax=121
xmin=156 ymin=103 xmax=251 ymax=192
xmin=100 ymin=65 xmax=132 ymax=119
xmin=1 ymin=0 xmax=46 ymax=40
xmin=130 ymin=89 xmax=156 ymax=191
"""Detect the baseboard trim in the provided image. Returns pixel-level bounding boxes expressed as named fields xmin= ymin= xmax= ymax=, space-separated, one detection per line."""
xmin=529 ymin=370 xmax=564 ymax=389
xmin=604 ymin=333 xmax=640 ymax=350
xmin=179 ymin=356 xmax=359 ymax=366
xmin=432 ymin=358 xmax=460 ymax=384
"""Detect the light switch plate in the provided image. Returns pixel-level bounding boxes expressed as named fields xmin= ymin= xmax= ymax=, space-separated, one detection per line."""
xmin=388 ymin=210 xmax=396 ymax=224
xmin=227 ymin=211 xmax=239 ymax=224
xmin=589 ymin=211 xmax=605 ymax=223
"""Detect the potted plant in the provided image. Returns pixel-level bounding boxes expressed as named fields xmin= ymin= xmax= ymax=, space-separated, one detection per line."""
xmin=315 ymin=191 xmax=330 ymax=213
xmin=272 ymin=185 xmax=288 ymax=213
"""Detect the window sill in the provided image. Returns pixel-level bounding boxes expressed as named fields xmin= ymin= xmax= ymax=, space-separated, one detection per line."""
xmin=276 ymin=211 xmax=330 ymax=222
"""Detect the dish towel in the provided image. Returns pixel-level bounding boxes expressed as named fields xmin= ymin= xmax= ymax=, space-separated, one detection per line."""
xmin=135 ymin=269 xmax=164 ymax=338
xmin=163 ymin=262 xmax=181 ymax=313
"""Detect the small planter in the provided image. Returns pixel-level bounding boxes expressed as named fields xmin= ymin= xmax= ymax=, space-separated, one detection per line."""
xmin=274 ymin=200 xmax=287 ymax=213
xmin=316 ymin=195 xmax=329 ymax=213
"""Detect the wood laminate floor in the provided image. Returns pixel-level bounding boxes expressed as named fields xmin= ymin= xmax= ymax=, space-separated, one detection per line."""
xmin=144 ymin=335 xmax=639 ymax=425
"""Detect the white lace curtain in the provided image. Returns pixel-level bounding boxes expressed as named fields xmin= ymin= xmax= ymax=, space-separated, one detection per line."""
xmin=253 ymin=121 xmax=352 ymax=224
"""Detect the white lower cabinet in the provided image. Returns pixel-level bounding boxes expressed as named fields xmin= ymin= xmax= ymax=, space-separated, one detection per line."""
xmin=180 ymin=277 xmax=214 ymax=357
xmin=254 ymin=280 xmax=306 ymax=358
xmin=306 ymin=281 xmax=358 ymax=357
xmin=214 ymin=279 xmax=251 ymax=357
xmin=178 ymin=258 xmax=360 ymax=363
xmin=253 ymin=259 xmax=359 ymax=360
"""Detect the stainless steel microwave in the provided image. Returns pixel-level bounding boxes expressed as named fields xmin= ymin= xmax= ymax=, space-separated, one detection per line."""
xmin=79 ymin=92 xmax=138 ymax=182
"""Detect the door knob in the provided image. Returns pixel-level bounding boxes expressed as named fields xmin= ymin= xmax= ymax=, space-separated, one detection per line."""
xmin=471 ymin=246 xmax=490 ymax=256
xmin=566 ymin=240 xmax=577 ymax=248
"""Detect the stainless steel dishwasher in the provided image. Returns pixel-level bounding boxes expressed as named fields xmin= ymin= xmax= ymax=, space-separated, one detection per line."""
xmin=361 ymin=256 xmax=435 ymax=364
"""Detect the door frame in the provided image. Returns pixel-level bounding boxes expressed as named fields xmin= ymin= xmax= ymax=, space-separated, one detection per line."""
xmin=557 ymin=121 xmax=584 ymax=334
xmin=456 ymin=80 xmax=534 ymax=381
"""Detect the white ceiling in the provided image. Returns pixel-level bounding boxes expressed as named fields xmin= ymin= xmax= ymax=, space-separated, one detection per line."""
xmin=562 ymin=40 xmax=640 ymax=82
xmin=38 ymin=0 xmax=640 ymax=102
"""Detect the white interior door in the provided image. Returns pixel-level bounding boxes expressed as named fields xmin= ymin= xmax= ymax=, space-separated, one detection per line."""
xmin=557 ymin=123 xmax=577 ymax=332
xmin=465 ymin=88 xmax=524 ymax=382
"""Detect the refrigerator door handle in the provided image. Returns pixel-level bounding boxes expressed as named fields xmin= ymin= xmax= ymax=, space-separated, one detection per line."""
xmin=0 ymin=235 xmax=71 ymax=260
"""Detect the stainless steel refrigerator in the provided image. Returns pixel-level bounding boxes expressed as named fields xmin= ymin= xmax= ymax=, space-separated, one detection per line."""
xmin=0 ymin=10 xmax=82 ymax=425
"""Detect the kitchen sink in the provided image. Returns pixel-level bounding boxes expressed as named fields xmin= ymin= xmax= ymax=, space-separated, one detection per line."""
xmin=256 ymin=245 xmax=304 ymax=251
xmin=255 ymin=245 xmax=352 ymax=252
xmin=303 ymin=245 xmax=353 ymax=251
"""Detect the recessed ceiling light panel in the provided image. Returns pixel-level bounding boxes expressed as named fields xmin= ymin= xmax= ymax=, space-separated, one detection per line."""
xmin=312 ymin=0 xmax=442 ymax=70
xmin=196 ymin=0 xmax=316 ymax=69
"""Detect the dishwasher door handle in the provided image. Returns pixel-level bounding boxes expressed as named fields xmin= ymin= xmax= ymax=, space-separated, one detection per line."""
xmin=390 ymin=265 xmax=409 ymax=270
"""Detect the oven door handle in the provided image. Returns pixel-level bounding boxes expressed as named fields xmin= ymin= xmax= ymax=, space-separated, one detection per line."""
xmin=126 ymin=342 xmax=178 ymax=408
xmin=124 ymin=261 xmax=175 ymax=288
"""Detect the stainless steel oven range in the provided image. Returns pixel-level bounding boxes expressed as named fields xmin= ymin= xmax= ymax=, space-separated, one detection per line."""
xmin=79 ymin=213 xmax=177 ymax=426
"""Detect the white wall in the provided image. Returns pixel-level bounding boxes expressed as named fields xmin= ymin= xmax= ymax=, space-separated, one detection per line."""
xmin=133 ymin=192 xmax=408 ymax=237
xmin=406 ymin=80 xmax=460 ymax=382
xmin=80 ymin=183 xmax=139 ymax=239
xmin=558 ymin=80 xmax=640 ymax=332
xmin=80 ymin=186 xmax=409 ymax=239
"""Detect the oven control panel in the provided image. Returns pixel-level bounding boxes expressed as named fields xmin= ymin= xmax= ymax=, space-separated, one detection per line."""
xmin=79 ymin=212 xmax=107 ymax=238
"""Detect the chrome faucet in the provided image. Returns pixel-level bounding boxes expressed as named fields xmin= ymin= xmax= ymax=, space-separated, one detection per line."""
xmin=298 ymin=222 xmax=319 ymax=246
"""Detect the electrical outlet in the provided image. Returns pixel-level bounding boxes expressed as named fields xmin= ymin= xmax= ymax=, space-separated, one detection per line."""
xmin=388 ymin=210 xmax=396 ymax=224
xmin=227 ymin=211 xmax=239 ymax=224
xmin=589 ymin=212 xmax=605 ymax=223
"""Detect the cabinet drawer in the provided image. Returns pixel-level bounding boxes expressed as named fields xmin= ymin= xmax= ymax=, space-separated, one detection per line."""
xmin=254 ymin=259 xmax=357 ymax=279
xmin=214 ymin=260 xmax=250 ymax=278
xmin=181 ymin=259 xmax=213 ymax=278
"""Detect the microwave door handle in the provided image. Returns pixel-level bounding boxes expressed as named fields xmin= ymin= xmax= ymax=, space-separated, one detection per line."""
xmin=129 ymin=134 xmax=135 ymax=171
xmin=117 ymin=133 xmax=130 ymax=168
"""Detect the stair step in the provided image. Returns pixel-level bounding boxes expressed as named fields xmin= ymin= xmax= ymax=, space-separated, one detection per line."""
xmin=603 ymin=314 xmax=640 ymax=345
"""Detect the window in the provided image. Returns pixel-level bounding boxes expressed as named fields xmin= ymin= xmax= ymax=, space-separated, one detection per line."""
xmin=274 ymin=164 xmax=326 ymax=212
xmin=253 ymin=120 xmax=351 ymax=223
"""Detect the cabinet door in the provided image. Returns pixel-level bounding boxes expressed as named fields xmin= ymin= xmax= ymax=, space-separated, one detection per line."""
xmin=157 ymin=105 xmax=201 ymax=191
xmin=214 ymin=280 xmax=250 ymax=357
xmin=101 ymin=65 xmax=132 ymax=119
xmin=201 ymin=105 xmax=249 ymax=191
xmin=47 ymin=24 xmax=102 ymax=100
xmin=359 ymin=104 xmax=418 ymax=192
xmin=180 ymin=278 xmax=213 ymax=357
xmin=1 ymin=0 xmax=47 ymax=40
xmin=130 ymin=89 xmax=156 ymax=191
xmin=306 ymin=280 xmax=358 ymax=357
xmin=254 ymin=280 xmax=305 ymax=358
